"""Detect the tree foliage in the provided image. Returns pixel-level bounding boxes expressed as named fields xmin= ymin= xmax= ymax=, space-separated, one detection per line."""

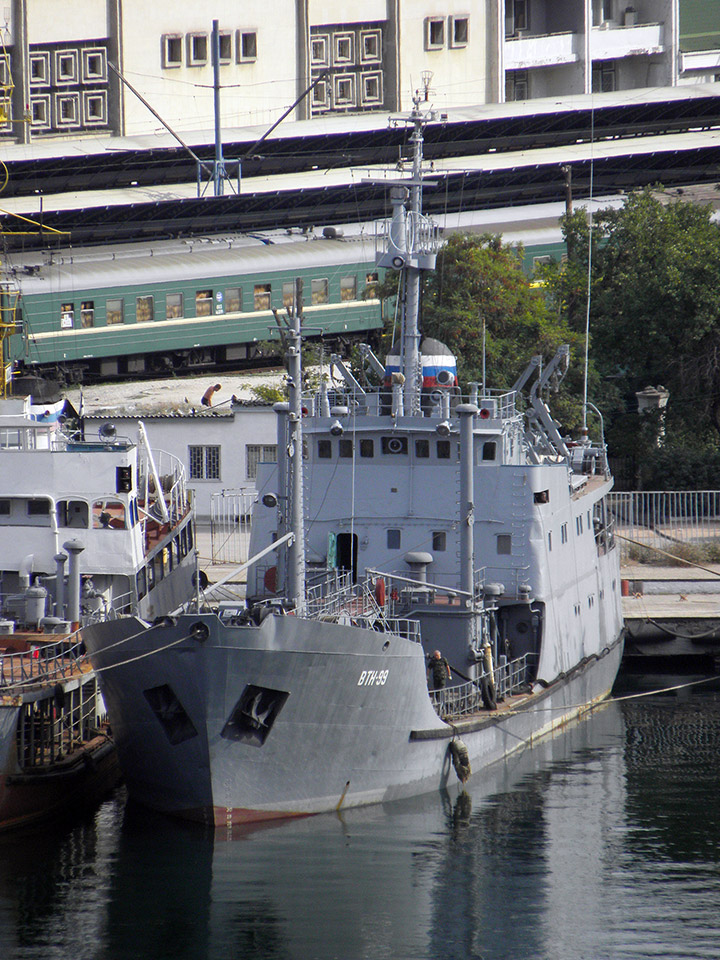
xmin=375 ymin=232 xmax=587 ymax=428
xmin=544 ymin=189 xmax=720 ymax=456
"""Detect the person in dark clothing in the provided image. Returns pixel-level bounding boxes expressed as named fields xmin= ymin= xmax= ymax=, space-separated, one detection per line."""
xmin=428 ymin=649 xmax=452 ymax=690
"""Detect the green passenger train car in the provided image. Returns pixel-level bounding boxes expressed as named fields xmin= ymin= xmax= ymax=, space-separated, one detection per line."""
xmin=6 ymin=232 xmax=384 ymax=381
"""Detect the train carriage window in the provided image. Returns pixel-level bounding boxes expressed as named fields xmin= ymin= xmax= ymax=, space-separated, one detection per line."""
xmin=60 ymin=303 xmax=74 ymax=328
xmin=166 ymin=293 xmax=183 ymax=319
xmin=136 ymin=295 xmax=154 ymax=323
xmin=254 ymin=284 xmax=271 ymax=311
xmin=80 ymin=301 xmax=94 ymax=328
xmin=106 ymin=299 xmax=124 ymax=325
xmin=196 ymin=290 xmax=213 ymax=317
xmin=340 ymin=276 xmax=357 ymax=301
xmin=311 ymin=279 xmax=329 ymax=305
xmin=225 ymin=287 xmax=242 ymax=312
xmin=282 ymin=282 xmax=295 ymax=310
xmin=365 ymin=272 xmax=379 ymax=297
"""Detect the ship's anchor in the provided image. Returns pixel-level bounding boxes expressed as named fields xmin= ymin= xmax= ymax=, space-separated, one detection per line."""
xmin=449 ymin=738 xmax=471 ymax=783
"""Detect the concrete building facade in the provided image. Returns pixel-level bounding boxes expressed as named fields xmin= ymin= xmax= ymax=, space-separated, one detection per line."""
xmin=0 ymin=1 xmax=695 ymax=144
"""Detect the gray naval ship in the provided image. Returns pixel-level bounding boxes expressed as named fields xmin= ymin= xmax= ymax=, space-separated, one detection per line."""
xmin=83 ymin=98 xmax=624 ymax=826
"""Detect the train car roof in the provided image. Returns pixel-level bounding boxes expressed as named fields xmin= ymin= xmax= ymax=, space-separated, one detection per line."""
xmin=9 ymin=233 xmax=380 ymax=293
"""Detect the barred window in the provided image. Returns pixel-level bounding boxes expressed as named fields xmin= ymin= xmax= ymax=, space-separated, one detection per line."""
xmin=189 ymin=445 xmax=221 ymax=480
xmin=246 ymin=443 xmax=277 ymax=480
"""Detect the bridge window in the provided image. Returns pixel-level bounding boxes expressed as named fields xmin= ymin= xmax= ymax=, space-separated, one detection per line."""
xmin=28 ymin=499 xmax=50 ymax=516
xmin=166 ymin=293 xmax=183 ymax=319
xmin=482 ymin=441 xmax=496 ymax=461
xmin=136 ymin=295 xmax=154 ymax=323
xmin=360 ymin=438 xmax=374 ymax=458
xmin=57 ymin=500 xmax=89 ymax=528
xmin=318 ymin=439 xmax=331 ymax=459
xmin=534 ymin=490 xmax=549 ymax=504
xmin=106 ymin=298 xmax=124 ymax=325
xmin=415 ymin=438 xmax=430 ymax=458
xmin=387 ymin=529 xmax=401 ymax=549
xmin=433 ymin=531 xmax=446 ymax=551
xmin=195 ymin=290 xmax=213 ymax=317
xmin=340 ymin=276 xmax=357 ymax=301
xmin=92 ymin=500 xmax=126 ymax=529
xmin=436 ymin=440 xmax=451 ymax=459
xmin=497 ymin=534 xmax=512 ymax=555
xmin=225 ymin=287 xmax=242 ymax=312
xmin=339 ymin=439 xmax=353 ymax=458
xmin=254 ymin=283 xmax=271 ymax=310
xmin=80 ymin=301 xmax=94 ymax=328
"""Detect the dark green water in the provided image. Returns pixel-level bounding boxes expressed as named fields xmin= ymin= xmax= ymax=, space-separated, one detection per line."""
xmin=2 ymin=675 xmax=720 ymax=960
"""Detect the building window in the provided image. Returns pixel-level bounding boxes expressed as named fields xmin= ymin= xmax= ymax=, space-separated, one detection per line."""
xmin=237 ymin=31 xmax=257 ymax=63
xmin=83 ymin=91 xmax=107 ymax=125
xmin=360 ymin=438 xmax=374 ymax=458
xmin=56 ymin=93 xmax=79 ymax=126
xmin=433 ymin=531 xmax=446 ymax=552
xmin=30 ymin=96 xmax=51 ymax=127
xmin=136 ymin=296 xmax=154 ymax=323
xmin=333 ymin=33 xmax=355 ymax=66
xmin=592 ymin=61 xmax=616 ymax=93
xmin=162 ymin=35 xmax=183 ymax=68
xmin=312 ymin=78 xmax=329 ymax=109
xmin=311 ymin=278 xmax=329 ymax=305
xmin=340 ymin=276 xmax=357 ymax=301
xmin=318 ymin=439 xmax=332 ymax=459
xmin=425 ymin=18 xmax=445 ymax=50
xmin=506 ymin=70 xmax=528 ymax=101
xmin=54 ymin=50 xmax=78 ymax=84
xmin=361 ymin=30 xmax=381 ymax=63
xmin=361 ymin=72 xmax=383 ymax=106
xmin=218 ymin=33 xmax=232 ymax=63
xmin=497 ymin=534 xmax=512 ymax=555
xmin=29 ymin=52 xmax=50 ymax=86
xmin=196 ymin=290 xmax=213 ymax=317
xmin=82 ymin=48 xmax=107 ymax=81
xmin=311 ymin=35 xmax=329 ymax=67
xmin=254 ymin=283 xmax=271 ymax=310
xmin=561 ymin=523 xmax=568 ymax=544
xmin=80 ymin=301 xmax=94 ymax=328
xmin=60 ymin=303 xmax=74 ymax=329
xmin=387 ymin=529 xmax=401 ymax=550
xmin=548 ymin=531 xmax=553 ymax=552
xmin=333 ymin=74 xmax=356 ymax=108
xmin=245 ymin=444 xmax=277 ymax=480
xmin=225 ymin=287 xmax=242 ymax=312
xmin=450 ymin=16 xmax=469 ymax=48
xmin=106 ymin=298 xmax=124 ymax=325
xmin=166 ymin=293 xmax=183 ymax=319
xmin=187 ymin=34 xmax=208 ymax=66
xmin=189 ymin=445 xmax=221 ymax=480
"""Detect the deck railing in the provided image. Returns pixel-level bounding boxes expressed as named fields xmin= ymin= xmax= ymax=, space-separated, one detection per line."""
xmin=0 ymin=633 xmax=87 ymax=690
xmin=430 ymin=653 xmax=537 ymax=720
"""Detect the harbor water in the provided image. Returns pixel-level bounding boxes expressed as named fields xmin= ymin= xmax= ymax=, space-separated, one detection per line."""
xmin=1 ymin=674 xmax=720 ymax=960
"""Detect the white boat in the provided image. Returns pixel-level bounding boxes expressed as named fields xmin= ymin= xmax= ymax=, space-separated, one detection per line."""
xmin=82 ymin=97 xmax=624 ymax=826
xmin=0 ymin=380 xmax=195 ymax=829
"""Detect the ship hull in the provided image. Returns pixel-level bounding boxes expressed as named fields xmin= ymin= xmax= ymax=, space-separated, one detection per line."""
xmin=83 ymin=613 xmax=623 ymax=825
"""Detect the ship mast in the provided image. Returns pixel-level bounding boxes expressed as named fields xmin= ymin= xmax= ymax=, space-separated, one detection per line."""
xmin=376 ymin=93 xmax=438 ymax=415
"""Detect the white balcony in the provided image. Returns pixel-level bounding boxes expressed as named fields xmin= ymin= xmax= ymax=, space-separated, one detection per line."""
xmin=504 ymin=31 xmax=579 ymax=70
xmin=680 ymin=49 xmax=720 ymax=74
xmin=591 ymin=22 xmax=664 ymax=60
